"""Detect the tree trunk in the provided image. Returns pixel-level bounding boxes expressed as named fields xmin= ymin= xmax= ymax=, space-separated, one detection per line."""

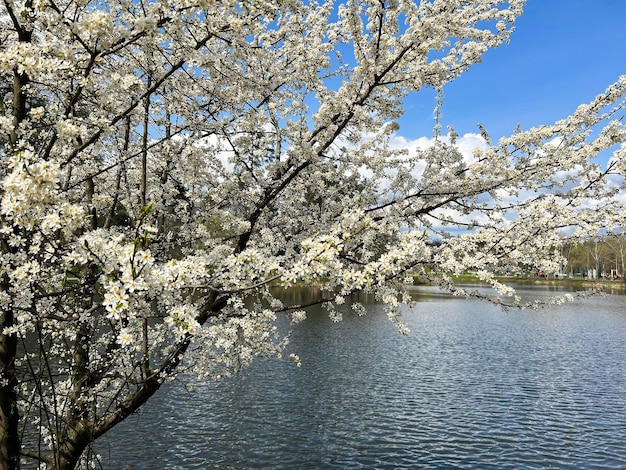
xmin=0 ymin=280 xmax=19 ymax=470
xmin=51 ymin=422 xmax=94 ymax=470
xmin=1 ymin=14 xmax=32 ymax=468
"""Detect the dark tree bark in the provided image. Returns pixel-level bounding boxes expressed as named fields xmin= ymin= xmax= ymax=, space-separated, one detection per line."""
xmin=0 ymin=288 xmax=19 ymax=470
xmin=0 ymin=3 xmax=32 ymax=467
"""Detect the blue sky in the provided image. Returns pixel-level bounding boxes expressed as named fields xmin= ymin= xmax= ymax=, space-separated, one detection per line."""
xmin=398 ymin=1 xmax=626 ymax=140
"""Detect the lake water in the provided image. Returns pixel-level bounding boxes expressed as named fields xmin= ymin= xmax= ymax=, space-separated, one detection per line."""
xmin=96 ymin=285 xmax=626 ymax=469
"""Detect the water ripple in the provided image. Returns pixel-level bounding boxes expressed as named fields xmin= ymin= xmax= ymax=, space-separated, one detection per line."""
xmin=96 ymin=288 xmax=626 ymax=469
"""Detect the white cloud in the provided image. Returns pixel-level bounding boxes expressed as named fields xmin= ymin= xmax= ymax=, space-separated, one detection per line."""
xmin=388 ymin=132 xmax=488 ymax=164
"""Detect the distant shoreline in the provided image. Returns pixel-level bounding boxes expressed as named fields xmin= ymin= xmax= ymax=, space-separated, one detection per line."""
xmin=442 ymin=275 xmax=626 ymax=292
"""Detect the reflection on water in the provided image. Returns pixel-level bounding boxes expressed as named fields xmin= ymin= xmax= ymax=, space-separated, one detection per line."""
xmin=96 ymin=286 xmax=626 ymax=469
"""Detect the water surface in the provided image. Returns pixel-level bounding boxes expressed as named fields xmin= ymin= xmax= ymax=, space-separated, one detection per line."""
xmin=97 ymin=286 xmax=626 ymax=469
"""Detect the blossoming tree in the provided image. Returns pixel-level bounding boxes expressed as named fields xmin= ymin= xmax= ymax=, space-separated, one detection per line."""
xmin=1 ymin=0 xmax=625 ymax=467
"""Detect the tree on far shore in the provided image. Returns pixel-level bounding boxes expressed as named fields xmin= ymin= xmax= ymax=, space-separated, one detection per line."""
xmin=562 ymin=232 xmax=626 ymax=279
xmin=1 ymin=0 xmax=625 ymax=468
